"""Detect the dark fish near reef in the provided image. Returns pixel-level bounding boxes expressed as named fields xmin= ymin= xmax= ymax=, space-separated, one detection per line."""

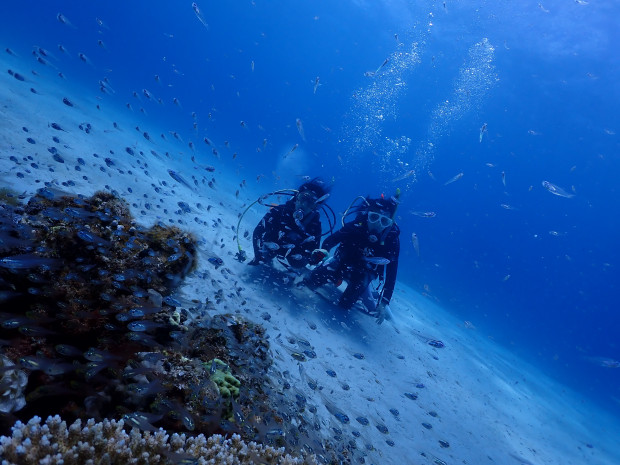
xmin=208 ymin=257 xmax=223 ymax=268
xmin=322 ymin=395 xmax=350 ymax=424
xmin=49 ymin=122 xmax=67 ymax=132
xmin=123 ymin=412 xmax=162 ymax=432
xmin=0 ymin=254 xmax=61 ymax=270
xmin=167 ymin=169 xmax=194 ymax=190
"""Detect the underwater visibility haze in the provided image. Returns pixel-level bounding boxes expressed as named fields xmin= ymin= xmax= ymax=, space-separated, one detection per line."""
xmin=1 ymin=0 xmax=619 ymax=464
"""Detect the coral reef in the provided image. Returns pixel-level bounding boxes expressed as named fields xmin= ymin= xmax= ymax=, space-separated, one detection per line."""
xmin=0 ymin=189 xmax=339 ymax=462
xmin=0 ymin=415 xmax=317 ymax=465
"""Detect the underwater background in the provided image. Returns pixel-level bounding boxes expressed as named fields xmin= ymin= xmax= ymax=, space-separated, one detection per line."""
xmin=1 ymin=0 xmax=619 ymax=460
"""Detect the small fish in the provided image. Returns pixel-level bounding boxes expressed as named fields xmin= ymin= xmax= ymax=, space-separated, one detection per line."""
xmin=444 ymin=172 xmax=464 ymax=186
xmin=586 ymin=357 xmax=619 ymax=368
xmin=479 ymin=122 xmax=487 ymax=142
xmin=364 ymin=256 xmax=390 ymax=266
xmin=410 ymin=211 xmax=436 ymax=218
xmin=0 ymin=254 xmax=61 ymax=270
xmin=208 ymin=257 xmax=223 ymax=268
xmin=167 ymin=169 xmax=194 ymax=190
xmin=192 ymin=2 xmax=209 ymax=29
xmin=78 ymin=53 xmax=92 ymax=65
xmin=392 ymin=169 xmax=415 ymax=182
xmin=49 ymin=122 xmax=67 ymax=132
xmin=278 ymin=343 xmax=307 ymax=362
xmin=542 ymin=180 xmax=574 ymax=198
xmin=251 ymin=60 xmax=255 ymax=71
xmin=123 ymin=412 xmax=162 ymax=432
xmin=313 ymin=76 xmax=320 ymax=94
xmin=284 ymin=143 xmax=299 ymax=158
xmin=411 ymin=233 xmax=420 ymax=257
xmin=375 ymin=57 xmax=389 ymax=74
xmin=501 ymin=170 xmax=506 ymax=186
xmin=57 ymin=13 xmax=75 ymax=28
xmin=95 ymin=17 xmax=109 ymax=29
xmin=322 ymin=395 xmax=350 ymax=424
xmin=296 ymin=118 xmax=306 ymax=141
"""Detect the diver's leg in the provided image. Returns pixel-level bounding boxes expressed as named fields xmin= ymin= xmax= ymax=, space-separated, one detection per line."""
xmin=338 ymin=272 xmax=371 ymax=310
xmin=302 ymin=262 xmax=333 ymax=290
xmin=360 ymin=284 xmax=377 ymax=313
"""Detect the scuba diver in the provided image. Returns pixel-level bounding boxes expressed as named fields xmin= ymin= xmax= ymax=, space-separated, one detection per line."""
xmin=302 ymin=191 xmax=401 ymax=323
xmin=246 ymin=178 xmax=333 ymax=269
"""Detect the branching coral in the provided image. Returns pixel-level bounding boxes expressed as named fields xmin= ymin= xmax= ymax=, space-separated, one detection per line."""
xmin=0 ymin=355 xmax=27 ymax=413
xmin=0 ymin=415 xmax=317 ymax=465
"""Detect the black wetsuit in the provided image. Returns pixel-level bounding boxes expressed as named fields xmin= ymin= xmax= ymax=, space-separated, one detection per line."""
xmin=305 ymin=217 xmax=400 ymax=309
xmin=252 ymin=200 xmax=321 ymax=269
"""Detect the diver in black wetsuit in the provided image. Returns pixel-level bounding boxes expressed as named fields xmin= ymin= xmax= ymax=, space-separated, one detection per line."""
xmin=248 ymin=178 xmax=330 ymax=269
xmin=303 ymin=194 xmax=400 ymax=319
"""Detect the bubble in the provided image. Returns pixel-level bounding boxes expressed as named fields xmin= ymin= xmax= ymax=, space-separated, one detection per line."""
xmin=414 ymin=37 xmax=497 ymax=172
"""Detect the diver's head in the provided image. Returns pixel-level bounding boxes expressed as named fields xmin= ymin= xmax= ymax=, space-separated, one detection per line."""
xmin=295 ymin=177 xmax=331 ymax=216
xmin=365 ymin=197 xmax=397 ymax=234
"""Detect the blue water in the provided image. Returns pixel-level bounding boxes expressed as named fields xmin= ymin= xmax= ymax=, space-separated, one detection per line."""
xmin=3 ymin=0 xmax=619 ymax=418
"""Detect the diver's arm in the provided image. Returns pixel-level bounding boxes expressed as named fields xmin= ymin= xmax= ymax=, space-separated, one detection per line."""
xmin=321 ymin=230 xmax=343 ymax=252
xmin=307 ymin=213 xmax=322 ymax=251
xmin=321 ymin=221 xmax=355 ymax=251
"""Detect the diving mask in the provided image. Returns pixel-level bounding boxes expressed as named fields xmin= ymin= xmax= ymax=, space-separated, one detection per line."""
xmin=295 ymin=191 xmax=318 ymax=213
xmin=367 ymin=211 xmax=393 ymax=230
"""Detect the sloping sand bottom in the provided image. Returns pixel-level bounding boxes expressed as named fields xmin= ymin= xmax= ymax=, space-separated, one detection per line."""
xmin=1 ymin=54 xmax=619 ymax=465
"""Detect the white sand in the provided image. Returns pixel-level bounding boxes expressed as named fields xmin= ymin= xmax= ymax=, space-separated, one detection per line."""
xmin=1 ymin=53 xmax=619 ymax=465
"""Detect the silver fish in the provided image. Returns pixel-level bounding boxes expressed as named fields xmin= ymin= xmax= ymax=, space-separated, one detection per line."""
xmin=296 ymin=118 xmax=306 ymax=141
xmin=444 ymin=172 xmax=464 ymax=186
xmin=364 ymin=256 xmax=390 ymax=266
xmin=392 ymin=169 xmax=415 ymax=182
xmin=479 ymin=122 xmax=487 ymax=142
xmin=411 ymin=233 xmax=420 ymax=257
xmin=542 ymin=180 xmax=574 ymax=198
xmin=192 ymin=2 xmax=209 ymax=29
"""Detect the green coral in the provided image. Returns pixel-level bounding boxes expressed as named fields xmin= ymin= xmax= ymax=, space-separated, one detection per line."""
xmin=0 ymin=187 xmax=21 ymax=206
xmin=207 ymin=358 xmax=241 ymax=398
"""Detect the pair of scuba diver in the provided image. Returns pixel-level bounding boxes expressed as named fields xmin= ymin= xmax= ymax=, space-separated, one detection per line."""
xmin=239 ymin=177 xmax=400 ymax=324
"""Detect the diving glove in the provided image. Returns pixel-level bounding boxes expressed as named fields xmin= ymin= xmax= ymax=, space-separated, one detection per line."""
xmin=310 ymin=248 xmax=329 ymax=265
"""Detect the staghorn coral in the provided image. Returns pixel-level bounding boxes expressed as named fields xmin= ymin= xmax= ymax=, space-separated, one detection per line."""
xmin=0 ymin=415 xmax=317 ymax=465
xmin=0 ymin=355 xmax=28 ymax=413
